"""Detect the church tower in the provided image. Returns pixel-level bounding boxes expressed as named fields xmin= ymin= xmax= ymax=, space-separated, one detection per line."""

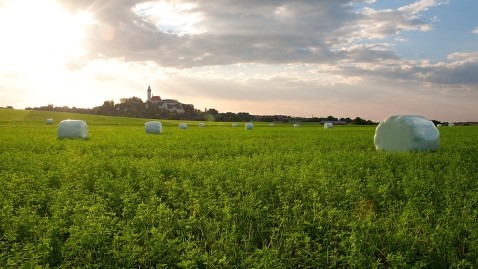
xmin=147 ymin=85 xmax=152 ymax=102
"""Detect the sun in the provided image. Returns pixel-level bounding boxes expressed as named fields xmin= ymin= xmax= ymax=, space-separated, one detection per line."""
xmin=0 ymin=0 xmax=94 ymax=71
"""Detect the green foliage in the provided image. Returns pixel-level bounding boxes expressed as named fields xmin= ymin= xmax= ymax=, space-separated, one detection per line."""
xmin=1 ymin=110 xmax=477 ymax=268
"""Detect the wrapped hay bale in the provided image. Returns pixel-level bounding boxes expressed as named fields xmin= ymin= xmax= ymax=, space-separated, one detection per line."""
xmin=448 ymin=123 xmax=454 ymax=127
xmin=245 ymin=122 xmax=253 ymax=130
xmin=198 ymin=122 xmax=206 ymax=127
xmin=436 ymin=124 xmax=442 ymax=127
xmin=294 ymin=123 xmax=300 ymax=128
xmin=179 ymin=123 xmax=188 ymax=129
xmin=232 ymin=123 xmax=238 ymax=128
xmin=57 ymin=120 xmax=88 ymax=139
xmin=268 ymin=123 xmax=274 ymax=127
xmin=374 ymin=115 xmax=439 ymax=152
xmin=46 ymin=118 xmax=53 ymax=125
xmin=324 ymin=122 xmax=333 ymax=129
xmin=145 ymin=121 xmax=163 ymax=134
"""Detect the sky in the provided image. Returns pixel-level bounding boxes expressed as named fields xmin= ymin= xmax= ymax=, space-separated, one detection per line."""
xmin=0 ymin=0 xmax=477 ymax=122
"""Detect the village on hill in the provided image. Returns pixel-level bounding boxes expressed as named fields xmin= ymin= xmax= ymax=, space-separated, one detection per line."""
xmin=13 ymin=85 xmax=375 ymax=125
xmin=10 ymin=84 xmax=471 ymax=126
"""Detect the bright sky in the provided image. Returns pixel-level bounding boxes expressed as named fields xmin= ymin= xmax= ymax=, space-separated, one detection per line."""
xmin=1 ymin=0 xmax=477 ymax=122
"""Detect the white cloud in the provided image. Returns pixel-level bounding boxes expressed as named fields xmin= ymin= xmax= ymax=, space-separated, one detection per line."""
xmin=398 ymin=0 xmax=444 ymax=15
xmin=473 ymin=27 xmax=478 ymax=34
xmin=53 ymin=0 xmax=447 ymax=70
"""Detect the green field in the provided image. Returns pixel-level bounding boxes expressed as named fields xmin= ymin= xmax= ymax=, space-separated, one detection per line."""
xmin=1 ymin=110 xmax=477 ymax=268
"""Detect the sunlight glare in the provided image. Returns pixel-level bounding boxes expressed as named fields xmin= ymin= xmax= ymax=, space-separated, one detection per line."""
xmin=0 ymin=0 xmax=94 ymax=71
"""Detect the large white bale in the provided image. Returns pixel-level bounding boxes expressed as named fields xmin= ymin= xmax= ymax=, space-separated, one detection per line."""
xmin=245 ymin=122 xmax=253 ymax=130
xmin=324 ymin=122 xmax=333 ymax=129
xmin=448 ymin=123 xmax=454 ymax=127
xmin=57 ymin=120 xmax=88 ymax=139
xmin=46 ymin=118 xmax=53 ymax=125
xmin=374 ymin=115 xmax=439 ymax=152
xmin=232 ymin=123 xmax=238 ymax=128
xmin=145 ymin=121 xmax=163 ymax=134
xmin=198 ymin=122 xmax=206 ymax=127
xmin=179 ymin=123 xmax=188 ymax=129
xmin=294 ymin=123 xmax=300 ymax=128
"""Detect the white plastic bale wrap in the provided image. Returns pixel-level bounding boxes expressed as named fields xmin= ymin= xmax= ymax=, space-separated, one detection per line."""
xmin=374 ymin=115 xmax=439 ymax=152
xmin=324 ymin=123 xmax=333 ymax=129
xmin=268 ymin=123 xmax=274 ymax=127
xmin=179 ymin=123 xmax=188 ymax=129
xmin=448 ymin=123 xmax=455 ymax=127
xmin=145 ymin=121 xmax=163 ymax=134
xmin=232 ymin=123 xmax=238 ymax=128
xmin=294 ymin=124 xmax=299 ymax=128
xmin=198 ymin=122 xmax=206 ymax=127
xmin=436 ymin=124 xmax=442 ymax=127
xmin=46 ymin=118 xmax=53 ymax=124
xmin=57 ymin=120 xmax=88 ymax=139
xmin=245 ymin=123 xmax=253 ymax=130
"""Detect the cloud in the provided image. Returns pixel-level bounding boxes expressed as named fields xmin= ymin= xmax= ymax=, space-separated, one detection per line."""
xmin=473 ymin=27 xmax=478 ymax=34
xmin=58 ymin=0 xmax=443 ymax=68
xmin=35 ymin=0 xmax=475 ymax=122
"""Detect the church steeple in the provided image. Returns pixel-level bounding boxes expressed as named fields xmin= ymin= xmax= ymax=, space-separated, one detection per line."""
xmin=147 ymin=85 xmax=152 ymax=101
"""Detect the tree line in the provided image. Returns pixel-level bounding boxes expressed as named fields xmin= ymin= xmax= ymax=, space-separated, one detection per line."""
xmin=24 ymin=96 xmax=377 ymax=124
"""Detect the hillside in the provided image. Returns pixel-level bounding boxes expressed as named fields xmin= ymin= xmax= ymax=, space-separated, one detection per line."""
xmin=0 ymin=109 xmax=149 ymax=125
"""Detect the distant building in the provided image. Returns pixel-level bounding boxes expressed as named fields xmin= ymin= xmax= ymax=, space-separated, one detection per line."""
xmin=146 ymin=85 xmax=185 ymax=113
xmin=320 ymin=120 xmax=347 ymax=125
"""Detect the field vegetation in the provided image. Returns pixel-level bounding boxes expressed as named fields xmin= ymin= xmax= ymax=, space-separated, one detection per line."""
xmin=1 ymin=110 xmax=477 ymax=268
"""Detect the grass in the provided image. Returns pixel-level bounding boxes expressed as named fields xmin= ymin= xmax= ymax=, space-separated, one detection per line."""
xmin=0 ymin=109 xmax=477 ymax=268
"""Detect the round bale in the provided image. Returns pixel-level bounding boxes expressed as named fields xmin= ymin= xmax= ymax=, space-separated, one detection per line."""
xmin=46 ymin=118 xmax=53 ymax=125
xmin=245 ymin=122 xmax=254 ymax=130
xmin=57 ymin=120 xmax=88 ymax=139
xmin=232 ymin=123 xmax=238 ymax=128
xmin=268 ymin=123 xmax=274 ymax=127
xmin=145 ymin=121 xmax=163 ymax=134
xmin=436 ymin=124 xmax=442 ymax=127
xmin=324 ymin=122 xmax=333 ymax=129
xmin=294 ymin=123 xmax=300 ymax=128
xmin=374 ymin=115 xmax=439 ymax=152
xmin=198 ymin=122 xmax=206 ymax=127
xmin=448 ymin=123 xmax=454 ymax=127
xmin=179 ymin=123 xmax=188 ymax=129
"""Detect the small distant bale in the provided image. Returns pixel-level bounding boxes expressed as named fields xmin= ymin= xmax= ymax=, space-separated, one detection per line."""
xmin=179 ymin=123 xmax=188 ymax=129
xmin=268 ymin=123 xmax=274 ymax=127
xmin=232 ymin=123 xmax=238 ymax=128
xmin=436 ymin=124 xmax=442 ymax=127
xmin=448 ymin=123 xmax=454 ymax=127
xmin=374 ymin=115 xmax=439 ymax=152
xmin=46 ymin=118 xmax=53 ymax=125
xmin=145 ymin=121 xmax=163 ymax=134
xmin=294 ymin=124 xmax=300 ymax=128
xmin=198 ymin=122 xmax=206 ymax=127
xmin=245 ymin=122 xmax=254 ymax=130
xmin=324 ymin=122 xmax=333 ymax=129
xmin=57 ymin=120 xmax=88 ymax=139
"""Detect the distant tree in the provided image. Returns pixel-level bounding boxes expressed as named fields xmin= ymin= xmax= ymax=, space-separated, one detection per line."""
xmin=326 ymin=115 xmax=338 ymax=121
xmin=97 ymin=100 xmax=116 ymax=116
xmin=182 ymin=104 xmax=196 ymax=116
xmin=351 ymin=117 xmax=367 ymax=125
xmin=237 ymin=112 xmax=253 ymax=122
xmin=206 ymin=108 xmax=219 ymax=116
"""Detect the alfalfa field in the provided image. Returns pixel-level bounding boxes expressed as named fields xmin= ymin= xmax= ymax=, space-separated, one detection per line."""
xmin=1 ymin=109 xmax=477 ymax=268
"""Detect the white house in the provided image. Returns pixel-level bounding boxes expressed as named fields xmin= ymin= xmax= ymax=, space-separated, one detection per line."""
xmin=146 ymin=85 xmax=185 ymax=113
